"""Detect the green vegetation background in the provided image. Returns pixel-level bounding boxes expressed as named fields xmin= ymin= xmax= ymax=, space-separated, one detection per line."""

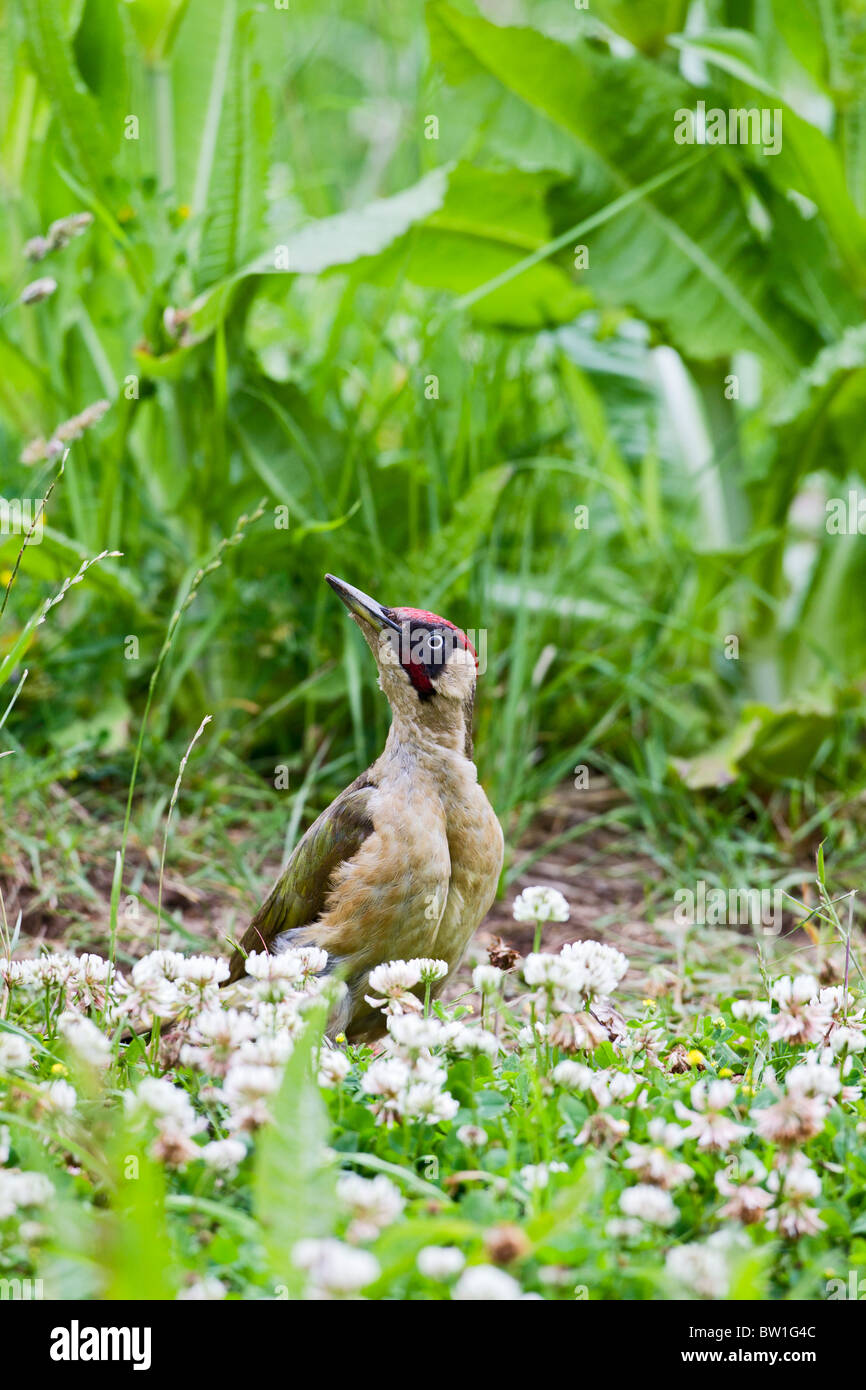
xmin=3 ymin=0 xmax=866 ymax=912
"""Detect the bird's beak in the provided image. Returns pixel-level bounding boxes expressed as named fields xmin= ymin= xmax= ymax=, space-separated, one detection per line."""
xmin=325 ymin=574 xmax=399 ymax=634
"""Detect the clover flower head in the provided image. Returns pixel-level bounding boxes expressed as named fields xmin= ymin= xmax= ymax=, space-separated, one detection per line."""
xmin=453 ymin=1264 xmax=524 ymax=1300
xmin=292 ymin=1238 xmax=379 ymax=1298
xmin=472 ymin=964 xmax=503 ymax=993
xmin=512 ymin=886 xmax=570 ymax=925
xmin=666 ymin=1241 xmax=730 ymax=1299
xmin=417 ymin=1246 xmax=465 ymax=1280
xmin=57 ymin=1011 xmax=111 ymax=1068
xmin=619 ymin=1183 xmax=677 ymax=1226
xmin=411 ymin=958 xmax=448 ymax=984
xmin=337 ymin=1173 xmax=404 ymax=1242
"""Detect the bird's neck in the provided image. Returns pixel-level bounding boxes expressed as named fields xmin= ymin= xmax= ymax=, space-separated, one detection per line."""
xmin=385 ymin=701 xmax=472 ymax=764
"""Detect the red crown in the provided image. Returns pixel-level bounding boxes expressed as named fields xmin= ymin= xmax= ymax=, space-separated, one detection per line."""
xmin=390 ymin=608 xmax=478 ymax=668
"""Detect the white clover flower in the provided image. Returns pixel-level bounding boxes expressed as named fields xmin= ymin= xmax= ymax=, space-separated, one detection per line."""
xmin=235 ymin=1035 xmax=294 ymax=1069
xmin=150 ymin=1124 xmax=199 ymax=1169
xmin=37 ymin=1079 xmax=78 ymax=1114
xmin=666 ymin=1241 xmax=729 ymax=1299
xmin=0 ymin=1170 xmax=54 ymax=1219
xmin=178 ymin=955 xmax=230 ymax=989
xmin=365 ymin=961 xmax=424 ymax=1017
xmin=244 ymin=950 xmax=305 ymax=982
xmin=619 ymin=1183 xmax=677 ymax=1227
xmin=251 ymin=996 xmax=310 ymax=1037
xmin=199 ymin=1138 xmax=246 ymax=1174
xmin=130 ymin=1077 xmax=202 ymax=1135
xmin=560 ymin=940 xmax=629 ymax=998
xmin=517 ymin=1021 xmax=549 ymax=1047
xmin=318 ymin=1048 xmax=352 ymax=1088
xmin=607 ymin=1071 xmax=641 ymax=1102
xmin=606 ymin=1217 xmax=645 ymax=1240
xmin=222 ymin=1062 xmax=281 ymax=1131
xmin=828 ymin=1026 xmax=866 ymax=1055
xmin=575 ymin=1113 xmax=629 ymax=1147
xmin=271 ymin=943 xmax=329 ymax=980
xmin=551 ymin=1060 xmax=593 ymax=1090
xmin=647 ymin=1117 xmax=685 ymax=1148
xmin=337 ymin=1173 xmax=404 ymax=1242
xmin=400 ymin=1082 xmax=459 ymax=1124
xmin=731 ymin=999 xmax=771 ymax=1021
xmin=386 ymin=1014 xmax=446 ymax=1052
xmin=224 ymin=1063 xmax=281 ymax=1103
xmin=624 ymin=1120 xmax=693 ymax=1190
xmin=367 ymin=961 xmax=422 ymax=993
xmin=472 ymin=964 xmax=503 ymax=994
xmin=69 ymin=952 xmax=116 ymax=1008
xmin=753 ymin=1091 xmax=827 ymax=1144
xmin=180 ymin=1007 xmax=258 ymax=1075
xmin=512 ymin=886 xmax=570 ymax=925
xmin=456 ymin=1124 xmax=487 ymax=1147
xmin=589 ymin=1069 xmax=639 ymax=1109
xmin=361 ymin=1057 xmax=411 ymax=1097
xmin=36 ymin=953 xmax=80 ymax=988
xmin=132 ymin=950 xmax=187 ymax=984
xmin=522 ymin=952 xmax=568 ymax=988
xmin=454 ymin=1264 xmax=524 ymax=1300
xmin=125 ymin=974 xmax=183 ymax=1027
xmin=0 ymin=1032 xmax=32 ymax=1071
xmin=292 ymin=1238 xmax=379 ymax=1297
xmin=764 ymin=1155 xmax=826 ymax=1237
xmin=771 ymin=974 xmax=819 ymax=1006
xmin=411 ymin=958 xmax=448 ymax=984
xmin=715 ymin=1156 xmax=773 ymax=1225
xmin=417 ymin=1246 xmax=465 ymax=1280
xmin=674 ymin=1079 xmax=748 ymax=1152
xmin=447 ymin=1023 xmax=500 ymax=1059
xmin=57 ymin=1011 xmax=112 ymax=1068
xmin=786 ymin=1061 xmax=841 ymax=1098
xmin=767 ymin=1153 xmax=822 ymax=1202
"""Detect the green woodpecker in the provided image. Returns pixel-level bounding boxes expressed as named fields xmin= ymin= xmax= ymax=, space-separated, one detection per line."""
xmin=227 ymin=574 xmax=504 ymax=1041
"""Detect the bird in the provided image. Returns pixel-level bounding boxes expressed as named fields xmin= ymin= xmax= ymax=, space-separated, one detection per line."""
xmin=227 ymin=573 xmax=504 ymax=1042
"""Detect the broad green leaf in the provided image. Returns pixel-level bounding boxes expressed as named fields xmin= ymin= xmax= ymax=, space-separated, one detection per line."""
xmin=592 ymin=0 xmax=689 ymax=56
xmin=375 ymin=164 xmax=589 ymax=328
xmin=668 ymin=29 xmax=866 ymax=287
xmin=773 ymin=325 xmax=866 ymax=480
xmin=427 ymin=2 xmax=810 ymax=369
xmin=182 ymin=166 xmax=450 ymax=342
xmin=672 ymin=699 xmax=840 ymax=787
xmin=19 ymin=0 xmax=113 ymax=194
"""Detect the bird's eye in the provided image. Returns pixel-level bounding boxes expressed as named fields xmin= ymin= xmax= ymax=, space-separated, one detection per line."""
xmin=428 ymin=633 xmax=444 ymax=651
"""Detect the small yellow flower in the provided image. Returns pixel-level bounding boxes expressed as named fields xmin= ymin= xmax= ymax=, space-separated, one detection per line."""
xmin=177 ymin=203 xmax=191 ymax=220
xmin=0 ymin=571 xmax=12 ymax=587
xmin=50 ymin=1062 xmax=68 ymax=1076
xmin=335 ymin=1033 xmax=346 ymax=1044
xmin=641 ymin=998 xmax=656 ymax=1009
xmin=686 ymin=1048 xmax=706 ymax=1066
xmin=718 ymin=1067 xmax=733 ymax=1078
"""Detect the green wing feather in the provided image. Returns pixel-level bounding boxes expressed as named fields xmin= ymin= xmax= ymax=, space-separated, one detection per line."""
xmin=227 ymin=772 xmax=376 ymax=982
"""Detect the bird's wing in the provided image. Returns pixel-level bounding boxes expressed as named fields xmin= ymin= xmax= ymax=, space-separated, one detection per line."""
xmin=227 ymin=772 xmax=376 ymax=982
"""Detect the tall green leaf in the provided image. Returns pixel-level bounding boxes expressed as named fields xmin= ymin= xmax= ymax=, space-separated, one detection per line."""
xmin=427 ymin=2 xmax=812 ymax=370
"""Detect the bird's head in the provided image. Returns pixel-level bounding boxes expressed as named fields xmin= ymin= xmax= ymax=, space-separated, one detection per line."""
xmin=326 ymin=573 xmax=478 ymax=754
